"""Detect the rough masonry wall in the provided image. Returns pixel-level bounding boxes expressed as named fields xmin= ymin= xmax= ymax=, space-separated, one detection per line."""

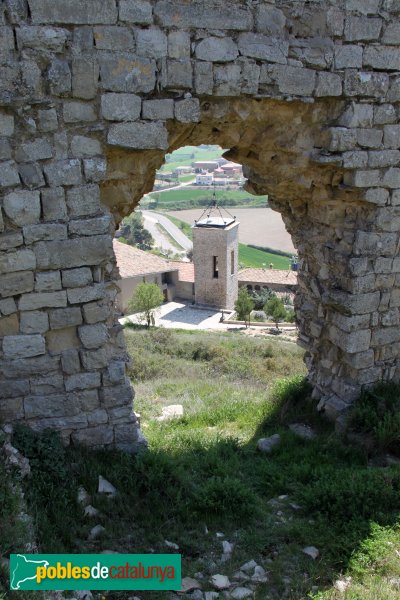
xmin=0 ymin=0 xmax=400 ymax=448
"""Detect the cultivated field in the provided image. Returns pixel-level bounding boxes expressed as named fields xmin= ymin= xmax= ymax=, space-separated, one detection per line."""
xmin=167 ymin=207 xmax=296 ymax=254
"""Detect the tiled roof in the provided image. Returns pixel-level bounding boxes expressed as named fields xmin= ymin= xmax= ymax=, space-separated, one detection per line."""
xmin=167 ymin=260 xmax=195 ymax=283
xmin=113 ymin=240 xmax=177 ymax=279
xmin=238 ymin=268 xmax=298 ymax=286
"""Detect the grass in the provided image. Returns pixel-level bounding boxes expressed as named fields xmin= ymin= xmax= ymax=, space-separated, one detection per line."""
xmin=4 ymin=328 xmax=400 ymax=599
xmin=165 ymin=214 xmax=291 ymax=269
xmin=142 ymin=188 xmax=268 ymax=211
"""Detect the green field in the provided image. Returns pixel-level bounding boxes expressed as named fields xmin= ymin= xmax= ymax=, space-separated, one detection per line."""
xmin=166 ymin=214 xmax=290 ymax=269
xmin=159 ymin=145 xmax=226 ymax=173
xmin=142 ymin=188 xmax=268 ymax=211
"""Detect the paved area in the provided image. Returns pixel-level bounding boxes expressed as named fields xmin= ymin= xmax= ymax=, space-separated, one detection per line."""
xmin=121 ymin=301 xmax=237 ymax=330
xmin=142 ymin=210 xmax=193 ymax=252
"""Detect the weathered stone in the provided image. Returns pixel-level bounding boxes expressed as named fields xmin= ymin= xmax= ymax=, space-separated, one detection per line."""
xmin=346 ymin=0 xmax=380 ymax=14
xmin=35 ymin=236 xmax=113 ymax=270
xmin=168 ymin=31 xmax=190 ymax=60
xmin=0 ymin=314 xmax=19 ymax=336
xmin=0 ymin=398 xmax=24 ymax=421
xmin=136 ymin=28 xmax=167 ymax=58
xmin=0 ymin=161 xmax=20 ymax=188
xmin=0 ymin=354 xmax=60 ymax=379
xmin=49 ymin=307 xmax=82 ymax=330
xmin=315 ymin=72 xmax=342 ymax=97
xmin=20 ymin=310 xmax=49 ymax=334
xmin=0 ymin=249 xmax=36 ymax=274
xmin=154 ymin=1 xmax=252 ymax=30
xmin=108 ymin=122 xmax=168 ymax=150
xmin=257 ymin=434 xmax=281 ymax=453
xmin=214 ymin=63 xmax=241 ymax=96
xmin=66 ymin=184 xmax=101 ymax=217
xmin=101 ymin=93 xmax=141 ymax=122
xmin=3 ymin=190 xmax=41 ymax=226
xmin=0 ymin=297 xmax=17 ymax=316
xmin=384 ymin=125 xmax=400 ymax=149
xmin=0 ymin=379 xmax=29 ymax=400
xmin=67 ymin=284 xmax=107 ymax=305
xmin=255 ymin=5 xmax=286 ymax=36
xmin=344 ymin=17 xmax=382 ymax=41
xmin=383 ymin=22 xmax=400 ymax=44
xmin=344 ymin=70 xmax=389 ymax=98
xmin=61 ymin=349 xmax=81 ymax=375
xmin=356 ymin=128 xmax=383 ymax=149
xmin=374 ymin=104 xmax=397 ymax=125
xmin=364 ymin=46 xmax=400 ymax=71
xmin=72 ymin=58 xmax=99 ymax=99
xmin=24 ymin=224 xmax=67 ymax=245
xmin=30 ymin=373 xmax=64 ymax=395
xmin=83 ymin=158 xmax=107 ymax=183
xmin=94 ymin=26 xmax=133 ymax=50
xmin=0 ymin=139 xmax=11 ymax=160
xmin=174 ymin=99 xmax=200 ymax=124
xmin=328 ymin=325 xmax=371 ymax=353
xmin=368 ymin=150 xmax=400 ymax=168
xmin=99 ymin=54 xmax=156 ymax=93
xmin=80 ymin=347 xmax=110 ymax=370
xmin=48 ymin=59 xmax=71 ymax=95
xmin=41 ymin=187 xmax=67 ymax=221
xmin=335 ymin=43 xmax=362 ymax=70
xmin=268 ymin=65 xmax=316 ymax=96
xmin=65 ymin=372 xmax=101 ymax=392
xmin=3 ymin=335 xmax=45 ymax=359
xmin=18 ymin=163 xmax=45 ymax=189
xmin=83 ymin=301 xmax=111 ymax=324
xmin=70 ymin=136 xmax=101 ymax=158
xmin=100 ymin=381 xmax=133 ymax=407
xmin=166 ymin=59 xmax=192 ymax=89
xmin=0 ymin=112 xmax=14 ymax=136
xmin=62 ymin=267 xmax=93 ymax=288
xmin=63 ymin=102 xmax=96 ymax=123
xmin=196 ymin=37 xmax=238 ymax=63
xmin=16 ymin=139 xmax=53 ymax=163
xmin=354 ymin=231 xmax=397 ymax=255
xmin=142 ymin=99 xmax=173 ymax=120
xmin=119 ymin=0 xmax=152 ymax=24
xmin=0 ymin=271 xmax=34 ymax=298
xmin=69 ymin=216 xmax=111 ymax=237
xmin=383 ymin=168 xmax=400 ymax=188
xmin=194 ymin=63 xmax=212 ymax=95
xmin=78 ymin=324 xmax=108 ymax=349
xmin=17 ymin=26 xmax=67 ymax=52
xmin=344 ymin=169 xmax=381 ymax=187
xmin=0 ymin=232 xmax=23 ymax=251
xmin=343 ymin=151 xmax=368 ymax=169
xmin=44 ymin=159 xmax=82 ymax=186
xmin=19 ymin=290 xmax=67 ymax=311
xmin=29 ymin=0 xmax=118 ymax=24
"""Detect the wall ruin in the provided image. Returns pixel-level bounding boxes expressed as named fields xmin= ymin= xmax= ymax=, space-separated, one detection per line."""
xmin=1 ymin=0 xmax=400 ymax=450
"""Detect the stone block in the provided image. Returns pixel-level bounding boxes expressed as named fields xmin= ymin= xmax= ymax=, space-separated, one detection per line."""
xmin=66 ymin=184 xmax=100 ymax=217
xmin=41 ymin=187 xmax=67 ymax=221
xmin=255 ymin=5 xmax=286 ymax=36
xmin=323 ymin=289 xmax=380 ymax=315
xmin=364 ymin=188 xmax=389 ymax=205
xmin=372 ymin=326 xmax=400 ymax=346
xmin=119 ymin=0 xmax=152 ymax=24
xmin=154 ymin=1 xmax=252 ymax=30
xmin=364 ymin=46 xmax=400 ymax=71
xmin=384 ymin=124 xmax=400 ymax=149
xmin=0 ymin=271 xmax=34 ymax=298
xmin=101 ymin=93 xmax=141 ymax=122
xmin=3 ymin=334 xmax=45 ymax=359
xmin=17 ymin=25 xmax=67 ymax=52
xmin=142 ymin=99 xmax=174 ymax=120
xmin=29 ymin=374 xmax=64 ymax=395
xmin=94 ymin=26 xmax=134 ymax=50
xmin=87 ymin=408 xmax=108 ymax=425
xmin=99 ymin=54 xmax=156 ymax=93
xmin=383 ymin=168 xmax=400 ymax=188
xmin=315 ymin=72 xmax=342 ymax=96
xmin=69 ymin=216 xmax=111 ymax=237
xmin=168 ymin=31 xmax=190 ymax=59
xmin=62 ymin=267 xmax=93 ymax=288
xmin=72 ymin=58 xmax=99 ymax=99
xmin=3 ymin=190 xmax=41 ymax=226
xmin=239 ymin=58 xmax=260 ymax=95
xmin=0 ymin=111 xmax=14 ymax=136
xmin=0 ymin=379 xmax=29 ymax=400
xmin=35 ymin=236 xmax=113 ymax=270
xmin=20 ymin=310 xmax=50 ymax=334
xmin=47 ymin=59 xmax=71 ymax=95
xmin=100 ymin=381 xmax=133 ymax=407
xmin=39 ymin=107 xmax=59 ymax=132
xmin=0 ymin=297 xmax=17 ymax=315
xmin=80 ymin=347 xmax=110 ymax=369
xmin=239 ymin=33 xmax=287 ymax=64
xmin=368 ymin=150 xmax=400 ymax=168
xmin=19 ymin=163 xmax=45 ymax=189
xmin=354 ymin=231 xmax=398 ymax=256
xmin=0 ymin=232 xmax=23 ymax=251
xmin=0 ymin=314 xmax=19 ymax=336
xmin=44 ymin=159 xmax=82 ymax=186
xmin=61 ymin=348 xmax=81 ymax=374
xmin=174 ymin=98 xmax=200 ymax=123
xmin=380 ymin=308 xmax=399 ymax=327
xmin=83 ymin=301 xmax=111 ymax=324
xmin=383 ymin=22 xmax=400 ymax=44
xmin=0 ymin=354 xmax=60 ymax=379
xmin=343 ymin=151 xmax=368 ymax=169
xmin=374 ymin=104 xmax=397 ymax=125
xmin=344 ymin=169 xmax=381 ymax=187
xmin=328 ymin=128 xmax=357 ymax=151
xmin=83 ymin=158 xmax=107 ymax=183
xmin=356 ymin=128 xmax=383 ymax=149
xmin=344 ymin=70 xmax=389 ymax=97
xmin=70 ymin=135 xmax=101 ymax=157
xmin=0 ymin=398 xmax=24 ymax=421
xmin=24 ymin=393 xmax=79 ymax=418
xmin=0 ymin=139 xmax=11 ymax=160
xmin=108 ymin=121 xmax=168 ymax=150
xmin=136 ymin=28 xmax=167 ymax=58
xmin=49 ymin=307 xmax=82 ymax=329
xmin=16 ymin=139 xmax=53 ymax=163
xmin=0 ymin=25 xmax=15 ymax=50
xmin=166 ymin=59 xmax=192 ymax=89
xmin=67 ymin=283 xmax=106 ymax=305
xmin=196 ymin=36 xmax=238 ymax=62
xmin=0 ymin=249 xmax=36 ymax=274
xmin=63 ymin=101 xmax=96 ymax=123
xmin=29 ymin=0 xmax=118 ymax=24
xmin=24 ymin=224 xmax=67 ymax=245
xmin=78 ymin=323 xmax=108 ymax=349
xmin=71 ymin=424 xmax=113 ymax=446
xmin=327 ymin=7 xmax=345 ymax=36
xmin=346 ymin=0 xmax=380 ymax=13
xmin=0 ymin=161 xmax=20 ymax=188
xmin=344 ymin=16 xmax=382 ymax=41
xmin=19 ymin=290 xmax=67 ymax=311
xmin=65 ymin=372 xmax=101 ymax=392
xmin=46 ymin=326 xmax=79 ymax=352
xmin=329 ymin=325 xmax=371 ymax=353
xmin=54 ymin=132 xmax=68 ymax=159
xmin=214 ymin=63 xmax=241 ymax=96
xmin=268 ymin=65 xmax=316 ymax=96
xmin=391 ymin=190 xmax=400 ymax=206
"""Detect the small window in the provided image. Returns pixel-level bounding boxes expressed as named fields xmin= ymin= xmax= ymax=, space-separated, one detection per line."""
xmin=213 ymin=256 xmax=219 ymax=279
xmin=231 ymin=250 xmax=235 ymax=274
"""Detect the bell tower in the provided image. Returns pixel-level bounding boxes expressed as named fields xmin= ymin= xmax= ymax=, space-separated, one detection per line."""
xmin=192 ymin=200 xmax=239 ymax=310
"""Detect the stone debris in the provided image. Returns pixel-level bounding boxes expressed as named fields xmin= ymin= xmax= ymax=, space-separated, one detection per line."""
xmin=204 ymin=593 xmax=219 ymax=600
xmin=180 ymin=577 xmax=202 ymax=592
xmin=3 ymin=442 xmax=31 ymax=478
xmin=233 ymin=571 xmax=250 ymax=582
xmin=211 ymin=574 xmax=231 ymax=590
xmin=77 ymin=486 xmax=91 ymax=506
xmin=289 ymin=423 xmax=317 ymax=440
xmin=231 ymin=587 xmax=254 ymax=599
xmin=240 ymin=560 xmax=258 ymax=573
xmin=98 ymin=475 xmax=117 ymax=496
xmin=88 ymin=524 xmax=105 ymax=540
xmin=100 ymin=550 xmax=119 ymax=554
xmin=84 ymin=504 xmax=99 ymax=517
xmin=216 ymin=532 xmax=225 ymax=538
xmin=257 ymin=434 xmax=281 ymax=453
xmin=157 ymin=404 xmax=184 ymax=421
xmin=165 ymin=540 xmax=179 ymax=550
xmin=222 ymin=540 xmax=234 ymax=554
xmin=334 ymin=576 xmax=352 ymax=592
xmin=251 ymin=565 xmax=268 ymax=583
xmin=302 ymin=546 xmax=320 ymax=560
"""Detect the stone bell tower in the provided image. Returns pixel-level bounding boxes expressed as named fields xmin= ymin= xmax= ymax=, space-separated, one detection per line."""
xmin=192 ymin=202 xmax=239 ymax=310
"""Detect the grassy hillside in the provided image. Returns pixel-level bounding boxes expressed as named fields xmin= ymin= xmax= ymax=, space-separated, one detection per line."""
xmin=142 ymin=188 xmax=267 ymax=211
xmin=5 ymin=329 xmax=400 ymax=599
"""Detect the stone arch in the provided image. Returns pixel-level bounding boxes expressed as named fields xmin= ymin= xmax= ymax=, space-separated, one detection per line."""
xmin=0 ymin=0 xmax=399 ymax=450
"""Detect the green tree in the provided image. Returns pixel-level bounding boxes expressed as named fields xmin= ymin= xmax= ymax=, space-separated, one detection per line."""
xmin=128 ymin=283 xmax=164 ymax=328
xmin=265 ymin=296 xmax=286 ymax=329
xmin=119 ymin=212 xmax=154 ymax=250
xmin=235 ymin=287 xmax=254 ymax=328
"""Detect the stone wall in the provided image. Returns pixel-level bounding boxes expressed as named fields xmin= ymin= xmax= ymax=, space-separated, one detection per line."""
xmin=0 ymin=0 xmax=399 ymax=448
